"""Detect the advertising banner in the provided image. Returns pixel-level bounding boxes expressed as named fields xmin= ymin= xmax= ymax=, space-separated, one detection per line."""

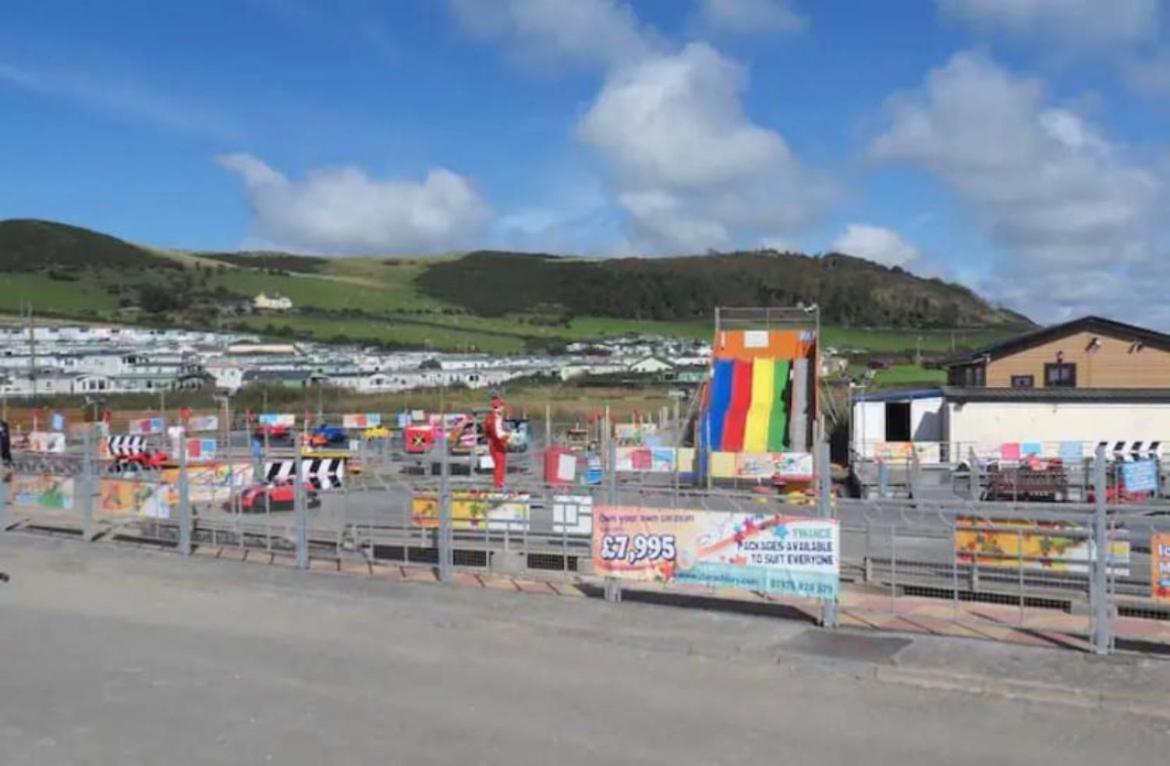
xmin=11 ymin=475 xmax=74 ymax=510
xmin=343 ymin=413 xmax=382 ymax=429
xmin=1153 ymin=533 xmax=1170 ymax=603
xmin=186 ymin=415 xmax=220 ymax=433
xmin=593 ymin=507 xmax=839 ymax=601
xmin=735 ymin=452 xmax=814 ymax=480
xmin=28 ymin=431 xmax=66 ymax=454
xmin=258 ymin=413 xmax=296 ymax=427
xmin=128 ymin=417 xmax=165 ymax=436
xmin=955 ymin=518 xmax=1130 ymax=575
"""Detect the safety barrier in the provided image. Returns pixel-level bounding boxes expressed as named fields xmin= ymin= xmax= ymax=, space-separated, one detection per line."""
xmin=4 ymin=434 xmax=1170 ymax=656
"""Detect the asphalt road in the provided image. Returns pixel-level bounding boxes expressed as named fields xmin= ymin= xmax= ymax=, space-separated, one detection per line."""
xmin=2 ymin=534 xmax=1166 ymax=765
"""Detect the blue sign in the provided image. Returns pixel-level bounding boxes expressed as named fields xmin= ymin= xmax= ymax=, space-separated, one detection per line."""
xmin=1122 ymin=459 xmax=1158 ymax=493
xmin=51 ymin=412 xmax=65 ymax=432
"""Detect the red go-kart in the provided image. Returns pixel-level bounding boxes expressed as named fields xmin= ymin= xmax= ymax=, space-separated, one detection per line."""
xmin=234 ymin=481 xmax=321 ymax=513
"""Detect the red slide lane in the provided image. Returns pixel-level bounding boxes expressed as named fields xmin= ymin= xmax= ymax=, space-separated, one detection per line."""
xmin=720 ymin=359 xmax=753 ymax=452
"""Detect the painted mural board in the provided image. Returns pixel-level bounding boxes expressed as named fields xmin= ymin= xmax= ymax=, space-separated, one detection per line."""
xmin=955 ymin=518 xmax=1130 ymax=575
xmin=1153 ymin=534 xmax=1170 ymax=604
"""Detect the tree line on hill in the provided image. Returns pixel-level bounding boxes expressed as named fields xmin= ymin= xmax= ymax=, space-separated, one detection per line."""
xmin=415 ymin=250 xmax=1030 ymax=328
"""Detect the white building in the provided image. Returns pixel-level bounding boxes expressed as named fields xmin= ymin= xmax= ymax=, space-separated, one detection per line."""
xmin=253 ymin=293 xmax=293 ymax=311
xmin=851 ymin=387 xmax=1170 ymax=462
xmin=628 ymin=357 xmax=674 ymax=375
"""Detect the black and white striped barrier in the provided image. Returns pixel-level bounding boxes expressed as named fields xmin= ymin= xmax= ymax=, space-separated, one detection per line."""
xmin=106 ymin=435 xmax=146 ymax=457
xmin=1098 ymin=441 xmax=1163 ymax=462
xmin=264 ymin=458 xmax=346 ymax=490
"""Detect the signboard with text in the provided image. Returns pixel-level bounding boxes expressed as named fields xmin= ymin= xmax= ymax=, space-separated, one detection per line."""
xmin=593 ymin=507 xmax=838 ymax=601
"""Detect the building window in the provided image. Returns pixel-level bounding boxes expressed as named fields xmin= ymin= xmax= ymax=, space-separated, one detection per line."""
xmin=951 ymin=364 xmax=986 ymax=387
xmin=1044 ymin=363 xmax=1076 ymax=388
xmin=1010 ymin=375 xmax=1034 ymax=389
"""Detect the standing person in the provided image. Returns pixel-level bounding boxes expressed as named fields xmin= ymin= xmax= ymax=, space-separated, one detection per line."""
xmin=484 ymin=396 xmax=509 ymax=490
xmin=0 ymin=419 xmax=11 ymax=468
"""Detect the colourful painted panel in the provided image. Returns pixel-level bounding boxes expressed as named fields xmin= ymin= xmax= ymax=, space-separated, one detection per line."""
xmin=721 ymin=359 xmax=754 ymax=452
xmin=707 ymin=359 xmax=734 ymax=451
xmin=743 ymin=358 xmax=775 ymax=452
xmin=767 ymin=359 xmax=791 ymax=452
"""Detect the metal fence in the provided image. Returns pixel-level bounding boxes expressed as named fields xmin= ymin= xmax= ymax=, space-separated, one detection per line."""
xmin=4 ymin=434 xmax=1169 ymax=657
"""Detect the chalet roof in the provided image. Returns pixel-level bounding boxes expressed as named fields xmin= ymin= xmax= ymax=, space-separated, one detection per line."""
xmin=940 ymin=316 xmax=1170 ymax=368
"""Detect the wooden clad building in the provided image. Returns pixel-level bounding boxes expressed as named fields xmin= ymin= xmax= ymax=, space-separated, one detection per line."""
xmin=941 ymin=316 xmax=1170 ymax=389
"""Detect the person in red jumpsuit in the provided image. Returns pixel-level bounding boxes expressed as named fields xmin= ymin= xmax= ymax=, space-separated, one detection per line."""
xmin=484 ymin=396 xmax=509 ymax=490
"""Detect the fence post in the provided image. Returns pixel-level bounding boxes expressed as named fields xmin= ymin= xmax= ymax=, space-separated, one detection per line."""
xmin=603 ymin=436 xmax=621 ymax=603
xmin=438 ymin=428 xmax=453 ymax=583
xmin=968 ymin=447 xmax=980 ymax=501
xmin=177 ymin=431 xmax=191 ymax=556
xmin=816 ymin=438 xmax=838 ymax=629
xmin=294 ymin=446 xmax=308 ymax=569
xmin=545 ymin=402 xmax=552 ymax=453
xmin=81 ymin=424 xmax=94 ymax=541
xmin=606 ymin=437 xmax=617 ymax=506
xmin=1091 ymin=444 xmax=1111 ymax=655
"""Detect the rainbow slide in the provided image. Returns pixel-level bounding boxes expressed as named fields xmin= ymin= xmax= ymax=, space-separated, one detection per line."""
xmin=708 ymin=358 xmax=792 ymax=453
xmin=740 ymin=360 xmax=791 ymax=452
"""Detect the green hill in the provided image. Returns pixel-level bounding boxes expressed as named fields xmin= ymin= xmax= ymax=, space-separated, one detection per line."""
xmin=0 ymin=218 xmax=178 ymax=272
xmin=416 ymin=250 xmax=1027 ymax=328
xmin=0 ymin=218 xmax=1029 ymax=355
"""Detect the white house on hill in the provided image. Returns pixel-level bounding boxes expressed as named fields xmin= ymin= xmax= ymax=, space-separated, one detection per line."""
xmin=253 ymin=293 xmax=293 ymax=311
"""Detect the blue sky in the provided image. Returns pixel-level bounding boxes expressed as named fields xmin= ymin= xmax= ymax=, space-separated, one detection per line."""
xmin=2 ymin=0 xmax=1168 ymax=324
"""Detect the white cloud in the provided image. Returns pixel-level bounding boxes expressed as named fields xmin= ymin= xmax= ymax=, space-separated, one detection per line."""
xmin=832 ymin=224 xmax=920 ymax=267
xmin=872 ymin=52 xmax=1162 ymax=320
xmin=217 ymin=153 xmax=490 ymax=254
xmin=938 ymin=0 xmax=1158 ymax=46
xmin=448 ymin=0 xmax=652 ymax=68
xmin=578 ymin=42 xmax=829 ymax=252
xmin=450 ymin=1 xmax=825 ymax=254
xmin=0 ymin=62 xmax=238 ymax=140
xmin=696 ymin=0 xmax=807 ymax=36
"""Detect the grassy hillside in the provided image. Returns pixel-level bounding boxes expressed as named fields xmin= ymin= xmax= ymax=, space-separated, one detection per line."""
xmin=0 ymin=219 xmax=1026 ymax=358
xmin=417 ymin=250 xmax=1028 ymax=328
xmin=0 ymin=218 xmax=176 ymax=272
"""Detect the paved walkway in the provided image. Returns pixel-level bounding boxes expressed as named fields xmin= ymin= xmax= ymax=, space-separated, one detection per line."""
xmin=181 ymin=541 xmax=1170 ymax=654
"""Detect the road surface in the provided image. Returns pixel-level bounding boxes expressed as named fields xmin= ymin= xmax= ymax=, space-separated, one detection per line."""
xmin=1 ymin=533 xmax=1166 ymax=765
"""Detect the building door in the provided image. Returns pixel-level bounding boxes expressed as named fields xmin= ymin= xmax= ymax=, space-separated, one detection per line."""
xmin=884 ymin=401 xmax=911 ymax=442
